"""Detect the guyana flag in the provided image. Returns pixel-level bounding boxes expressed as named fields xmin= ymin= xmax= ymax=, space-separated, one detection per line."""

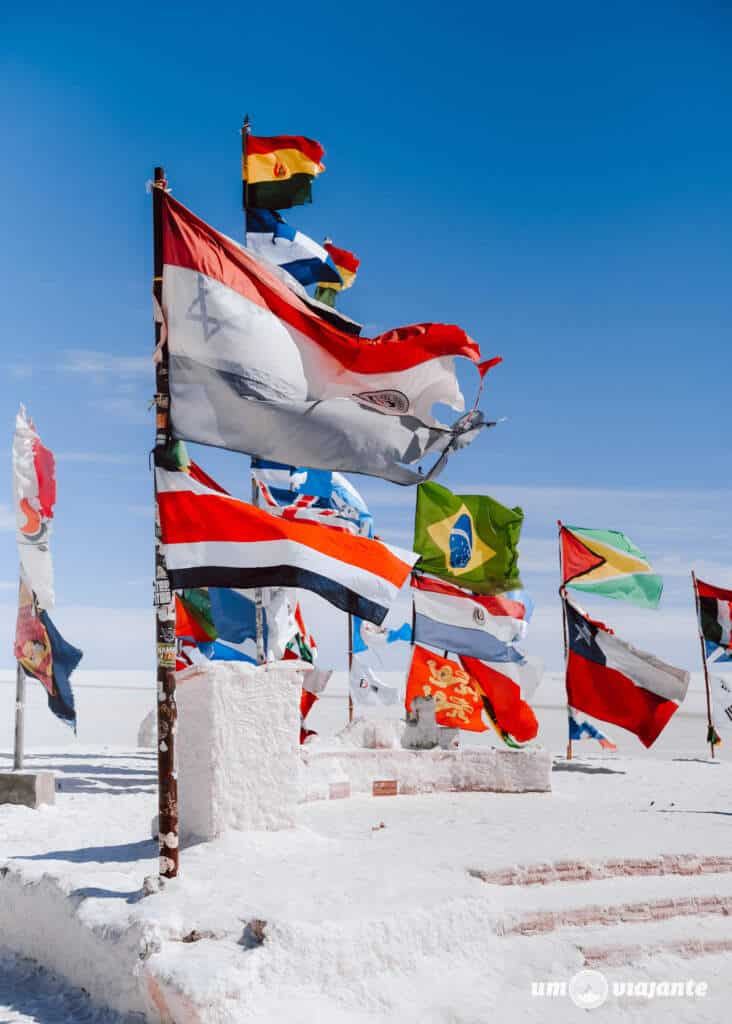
xmin=560 ymin=524 xmax=663 ymax=609
xmin=243 ymin=134 xmax=325 ymax=210
xmin=413 ymin=482 xmax=523 ymax=594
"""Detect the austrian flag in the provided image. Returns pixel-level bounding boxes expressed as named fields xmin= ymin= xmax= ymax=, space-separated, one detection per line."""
xmin=155 ymin=465 xmax=418 ymax=624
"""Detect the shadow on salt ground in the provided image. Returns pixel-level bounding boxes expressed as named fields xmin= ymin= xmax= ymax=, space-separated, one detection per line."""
xmin=71 ymin=885 xmax=145 ymax=904
xmin=672 ymin=757 xmax=722 ymax=765
xmin=14 ymin=838 xmax=156 ymax=865
xmin=552 ymin=762 xmax=626 ymax=775
xmin=0 ymin=752 xmax=156 ymax=763
xmin=56 ymin=780 xmax=156 ymax=797
xmin=0 ymin=953 xmax=146 ymax=1023
xmin=641 ymin=808 xmax=732 ymax=817
xmin=46 ymin=764 xmax=156 ymax=778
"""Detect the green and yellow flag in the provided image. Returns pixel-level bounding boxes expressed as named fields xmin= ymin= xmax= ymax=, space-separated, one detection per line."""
xmin=413 ymin=482 xmax=523 ymax=594
xmin=560 ymin=524 xmax=663 ymax=609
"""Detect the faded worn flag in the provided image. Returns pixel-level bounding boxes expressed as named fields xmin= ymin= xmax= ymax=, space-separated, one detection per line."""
xmin=161 ymin=193 xmax=490 ymax=484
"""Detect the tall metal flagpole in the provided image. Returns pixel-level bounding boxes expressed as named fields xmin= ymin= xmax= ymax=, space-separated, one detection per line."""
xmin=241 ymin=113 xmax=265 ymax=666
xmin=691 ymin=570 xmax=716 ymax=760
xmin=152 ymin=166 xmax=179 ymax=879
xmin=13 ymin=577 xmax=25 ymax=770
xmin=558 ymin=520 xmax=572 ymax=760
xmin=348 ymin=613 xmax=354 ymax=723
xmin=13 ymin=665 xmax=25 ymax=771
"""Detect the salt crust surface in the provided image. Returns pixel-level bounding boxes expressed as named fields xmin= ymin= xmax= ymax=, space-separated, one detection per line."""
xmin=176 ymin=661 xmax=305 ymax=841
xmin=2 ymin=691 xmax=732 ymax=1023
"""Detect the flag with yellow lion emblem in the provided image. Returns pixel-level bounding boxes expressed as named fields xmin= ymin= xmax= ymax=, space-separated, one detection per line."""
xmin=405 ymin=644 xmax=487 ymax=732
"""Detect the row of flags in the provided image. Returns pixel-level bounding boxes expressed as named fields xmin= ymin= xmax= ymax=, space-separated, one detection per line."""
xmin=12 ymin=407 xmax=83 ymax=732
xmin=241 ymin=132 xmax=360 ymax=308
xmin=164 ymin=124 xmax=729 ymax=756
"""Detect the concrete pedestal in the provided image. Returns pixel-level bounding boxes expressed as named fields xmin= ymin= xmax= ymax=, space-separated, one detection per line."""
xmin=176 ymin=660 xmax=306 ymax=844
xmin=0 ymin=770 xmax=55 ymax=808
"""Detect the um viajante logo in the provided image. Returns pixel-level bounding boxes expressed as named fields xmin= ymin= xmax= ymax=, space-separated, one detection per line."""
xmin=531 ymin=971 xmax=709 ymax=1008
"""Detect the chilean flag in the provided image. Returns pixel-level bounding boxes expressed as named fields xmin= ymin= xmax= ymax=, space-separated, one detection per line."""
xmin=155 ymin=464 xmax=418 ymax=625
xmin=565 ymin=599 xmax=689 ymax=748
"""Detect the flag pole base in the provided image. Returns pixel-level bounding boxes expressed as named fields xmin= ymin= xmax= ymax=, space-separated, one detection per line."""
xmin=0 ymin=770 xmax=55 ymax=808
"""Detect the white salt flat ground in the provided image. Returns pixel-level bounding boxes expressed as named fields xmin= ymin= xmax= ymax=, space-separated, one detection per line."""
xmin=1 ymin=669 xmax=730 ymax=1021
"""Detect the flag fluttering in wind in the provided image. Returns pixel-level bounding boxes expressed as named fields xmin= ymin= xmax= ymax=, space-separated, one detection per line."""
xmin=252 ymin=458 xmax=373 ymax=536
xmin=314 ymin=243 xmax=360 ymax=308
xmin=560 ymin=524 xmax=663 ymax=610
xmin=349 ymin=656 xmax=399 ymax=706
xmin=414 ymin=482 xmax=523 ymax=594
xmin=161 ymin=193 xmax=488 ymax=484
xmin=352 ymin=616 xmax=412 ymax=653
xmin=412 ymin=573 xmax=531 ymax=656
xmin=564 ymin=598 xmax=688 ymax=748
xmin=460 ymin=655 xmax=541 ymax=747
xmin=710 ymin=675 xmax=732 ymax=743
xmin=13 ymin=406 xmax=56 ymax=610
xmin=15 ymin=580 xmax=81 ymax=730
xmin=245 ymin=209 xmax=342 ymax=287
xmin=156 ymin=463 xmax=418 ymax=624
xmin=406 ymin=646 xmax=487 ymax=732
xmin=568 ymin=709 xmax=617 ymax=751
xmin=694 ymin=578 xmax=732 ymax=654
xmin=243 ymin=134 xmax=325 ymax=209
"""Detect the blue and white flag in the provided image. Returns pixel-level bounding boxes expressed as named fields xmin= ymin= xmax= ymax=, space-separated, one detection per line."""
xmin=252 ymin=458 xmax=373 ymax=537
xmin=245 ymin=209 xmax=342 ymax=288
xmin=568 ymin=709 xmax=617 ymax=751
xmin=352 ymin=616 xmax=412 ymax=654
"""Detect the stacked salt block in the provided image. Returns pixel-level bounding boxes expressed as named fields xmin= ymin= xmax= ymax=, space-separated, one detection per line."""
xmin=176 ymin=660 xmax=305 ymax=843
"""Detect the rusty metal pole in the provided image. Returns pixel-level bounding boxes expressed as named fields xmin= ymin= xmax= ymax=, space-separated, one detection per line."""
xmin=152 ymin=166 xmax=179 ymax=878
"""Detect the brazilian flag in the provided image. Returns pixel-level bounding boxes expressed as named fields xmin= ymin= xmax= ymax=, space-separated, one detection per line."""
xmin=413 ymin=482 xmax=523 ymax=594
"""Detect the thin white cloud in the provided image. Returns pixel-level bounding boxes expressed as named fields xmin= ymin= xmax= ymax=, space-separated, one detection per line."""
xmin=0 ymin=505 xmax=16 ymax=531
xmin=88 ymin=396 xmax=151 ymax=425
xmin=56 ymin=452 xmax=140 ymax=465
xmin=60 ymin=349 xmax=150 ymax=376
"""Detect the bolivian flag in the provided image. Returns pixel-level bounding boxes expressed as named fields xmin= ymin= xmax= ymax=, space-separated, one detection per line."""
xmin=243 ymin=134 xmax=325 ymax=210
xmin=560 ymin=524 xmax=663 ymax=609
xmin=315 ymin=244 xmax=360 ymax=308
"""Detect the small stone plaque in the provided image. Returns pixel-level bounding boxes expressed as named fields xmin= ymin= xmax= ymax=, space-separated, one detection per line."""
xmin=329 ymin=781 xmax=350 ymax=800
xmin=372 ymin=779 xmax=398 ymax=797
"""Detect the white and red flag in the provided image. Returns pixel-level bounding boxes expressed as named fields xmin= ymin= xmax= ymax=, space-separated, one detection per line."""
xmin=161 ymin=193 xmax=494 ymax=483
xmin=155 ymin=465 xmax=418 ymax=624
xmin=411 ymin=573 xmax=532 ymax=654
xmin=13 ymin=405 xmax=56 ymax=609
xmin=565 ymin=598 xmax=689 ymax=748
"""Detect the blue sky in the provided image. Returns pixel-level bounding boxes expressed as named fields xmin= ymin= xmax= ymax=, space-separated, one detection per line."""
xmin=1 ymin=2 xmax=730 ymax=672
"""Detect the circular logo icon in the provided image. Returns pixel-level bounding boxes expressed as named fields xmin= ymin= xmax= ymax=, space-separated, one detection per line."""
xmin=354 ymin=389 xmax=410 ymax=414
xmin=568 ymin=970 xmax=609 ymax=1010
xmin=473 ymin=606 xmax=486 ymax=626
